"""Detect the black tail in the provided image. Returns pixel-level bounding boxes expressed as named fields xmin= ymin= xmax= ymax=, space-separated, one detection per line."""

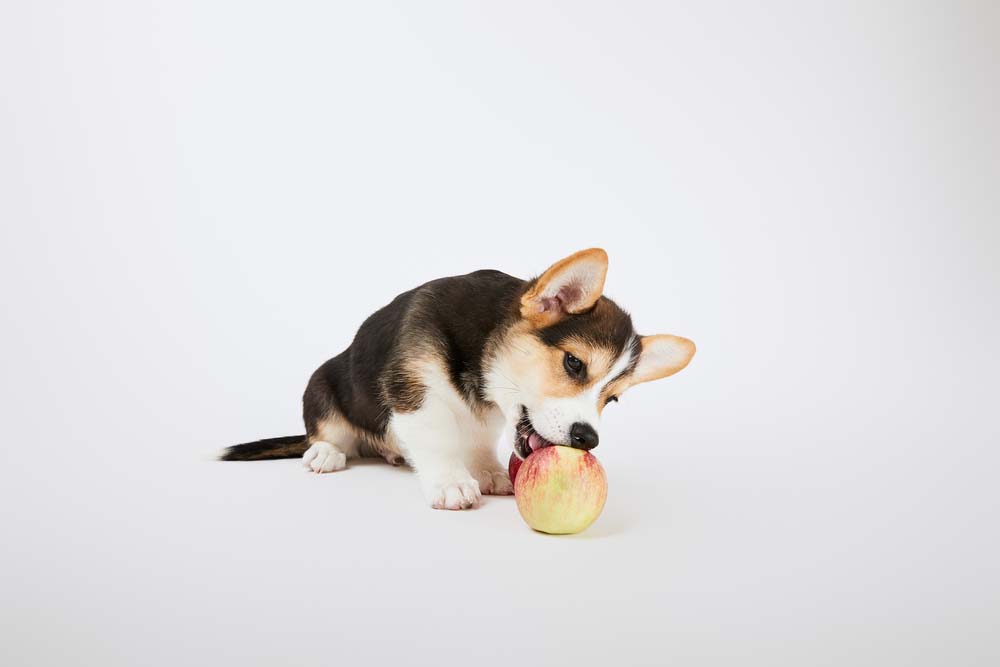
xmin=220 ymin=435 xmax=308 ymax=461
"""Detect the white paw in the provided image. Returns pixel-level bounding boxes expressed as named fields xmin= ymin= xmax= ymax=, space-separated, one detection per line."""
xmin=302 ymin=441 xmax=347 ymax=473
xmin=426 ymin=477 xmax=481 ymax=510
xmin=474 ymin=469 xmax=513 ymax=496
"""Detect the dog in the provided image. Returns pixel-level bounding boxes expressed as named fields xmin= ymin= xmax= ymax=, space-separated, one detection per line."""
xmin=221 ymin=248 xmax=695 ymax=510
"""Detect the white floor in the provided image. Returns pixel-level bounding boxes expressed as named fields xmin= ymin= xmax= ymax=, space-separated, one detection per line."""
xmin=3 ymin=385 xmax=997 ymax=665
xmin=2 ymin=2 xmax=998 ymax=665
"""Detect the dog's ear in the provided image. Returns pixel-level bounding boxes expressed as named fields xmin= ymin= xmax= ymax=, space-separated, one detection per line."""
xmin=521 ymin=248 xmax=608 ymax=327
xmin=631 ymin=334 xmax=696 ymax=386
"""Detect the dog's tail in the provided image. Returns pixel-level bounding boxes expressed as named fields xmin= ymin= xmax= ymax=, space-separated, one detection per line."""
xmin=219 ymin=435 xmax=309 ymax=461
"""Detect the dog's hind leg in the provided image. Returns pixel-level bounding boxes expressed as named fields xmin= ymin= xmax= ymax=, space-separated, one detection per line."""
xmin=302 ymin=414 xmax=361 ymax=474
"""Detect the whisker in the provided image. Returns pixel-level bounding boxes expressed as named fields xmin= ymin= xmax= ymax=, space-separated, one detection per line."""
xmin=493 ymin=369 xmax=522 ymax=391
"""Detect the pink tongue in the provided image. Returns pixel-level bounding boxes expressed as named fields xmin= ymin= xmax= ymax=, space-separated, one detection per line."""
xmin=528 ymin=432 xmax=546 ymax=451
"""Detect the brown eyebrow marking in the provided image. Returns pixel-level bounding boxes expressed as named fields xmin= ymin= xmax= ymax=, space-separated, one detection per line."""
xmin=559 ymin=338 xmax=616 ymax=387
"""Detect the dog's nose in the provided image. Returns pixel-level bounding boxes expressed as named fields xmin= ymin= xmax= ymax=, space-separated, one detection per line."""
xmin=570 ymin=422 xmax=599 ymax=450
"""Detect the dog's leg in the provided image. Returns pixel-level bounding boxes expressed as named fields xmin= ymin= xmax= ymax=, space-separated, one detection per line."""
xmin=392 ymin=399 xmax=481 ymax=510
xmin=466 ymin=412 xmax=513 ymax=495
xmin=302 ymin=414 xmax=360 ymax=474
xmin=468 ymin=447 xmax=514 ymax=495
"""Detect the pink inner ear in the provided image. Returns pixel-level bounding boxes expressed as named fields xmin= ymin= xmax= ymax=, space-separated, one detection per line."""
xmin=557 ymin=284 xmax=583 ymax=307
xmin=538 ymin=295 xmax=559 ymax=313
xmin=539 ymin=283 xmax=583 ymax=314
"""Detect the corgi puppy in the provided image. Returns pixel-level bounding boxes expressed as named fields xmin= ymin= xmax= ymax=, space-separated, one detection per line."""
xmin=221 ymin=249 xmax=695 ymax=510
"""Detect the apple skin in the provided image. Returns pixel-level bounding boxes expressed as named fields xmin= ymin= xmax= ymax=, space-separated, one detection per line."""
xmin=508 ymin=451 xmax=524 ymax=485
xmin=514 ymin=446 xmax=607 ymax=535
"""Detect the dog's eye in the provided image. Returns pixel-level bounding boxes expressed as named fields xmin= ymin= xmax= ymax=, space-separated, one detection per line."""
xmin=563 ymin=352 xmax=585 ymax=377
xmin=605 ymin=395 xmax=619 ymax=406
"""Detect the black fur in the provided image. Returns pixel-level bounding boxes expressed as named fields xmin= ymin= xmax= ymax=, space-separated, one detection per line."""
xmin=400 ymin=270 xmax=525 ymax=405
xmin=220 ymin=435 xmax=307 ymax=461
xmin=536 ymin=296 xmax=636 ymax=358
xmin=304 ymin=270 xmax=525 ymax=441
xmin=303 ymin=287 xmax=422 ymax=439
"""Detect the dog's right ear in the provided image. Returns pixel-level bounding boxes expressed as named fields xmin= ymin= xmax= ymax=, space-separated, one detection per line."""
xmin=520 ymin=248 xmax=608 ymax=327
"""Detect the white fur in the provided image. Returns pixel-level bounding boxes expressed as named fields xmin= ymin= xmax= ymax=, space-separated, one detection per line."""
xmin=389 ymin=363 xmax=510 ymax=509
xmin=302 ymin=441 xmax=348 ymax=473
xmin=482 ymin=360 xmax=526 ymax=423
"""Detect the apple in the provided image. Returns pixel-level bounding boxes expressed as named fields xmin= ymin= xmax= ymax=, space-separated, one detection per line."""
xmin=508 ymin=451 xmax=524 ymax=485
xmin=514 ymin=446 xmax=607 ymax=535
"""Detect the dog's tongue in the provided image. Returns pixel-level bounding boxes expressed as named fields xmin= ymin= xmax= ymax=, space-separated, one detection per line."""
xmin=528 ymin=432 xmax=547 ymax=452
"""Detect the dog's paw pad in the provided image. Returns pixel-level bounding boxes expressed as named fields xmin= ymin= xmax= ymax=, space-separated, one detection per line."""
xmin=428 ymin=478 xmax=481 ymax=510
xmin=302 ymin=441 xmax=347 ymax=473
xmin=475 ymin=470 xmax=513 ymax=496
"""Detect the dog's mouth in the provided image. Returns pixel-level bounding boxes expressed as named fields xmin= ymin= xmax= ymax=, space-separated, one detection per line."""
xmin=513 ymin=407 xmax=556 ymax=460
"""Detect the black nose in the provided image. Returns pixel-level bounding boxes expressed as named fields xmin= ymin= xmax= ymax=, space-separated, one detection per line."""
xmin=570 ymin=422 xmax=599 ymax=450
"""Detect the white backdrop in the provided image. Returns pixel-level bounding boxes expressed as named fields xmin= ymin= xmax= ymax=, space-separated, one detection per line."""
xmin=2 ymin=2 xmax=998 ymax=665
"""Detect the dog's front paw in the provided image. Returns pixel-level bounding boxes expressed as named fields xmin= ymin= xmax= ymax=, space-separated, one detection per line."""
xmin=302 ymin=441 xmax=347 ymax=473
xmin=474 ymin=469 xmax=513 ymax=496
xmin=426 ymin=477 xmax=481 ymax=510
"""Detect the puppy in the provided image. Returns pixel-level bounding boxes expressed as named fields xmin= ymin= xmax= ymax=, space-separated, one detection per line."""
xmin=221 ymin=249 xmax=695 ymax=510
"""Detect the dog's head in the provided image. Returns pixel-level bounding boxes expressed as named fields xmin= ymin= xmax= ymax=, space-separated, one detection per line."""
xmin=487 ymin=248 xmax=695 ymax=459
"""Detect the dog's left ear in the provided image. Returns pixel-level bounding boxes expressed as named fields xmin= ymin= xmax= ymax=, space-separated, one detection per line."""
xmin=631 ymin=334 xmax=696 ymax=386
xmin=521 ymin=248 xmax=608 ymax=327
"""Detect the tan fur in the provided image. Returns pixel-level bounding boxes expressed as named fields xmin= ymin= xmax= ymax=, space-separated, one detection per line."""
xmin=520 ymin=248 xmax=608 ymax=328
xmin=560 ymin=337 xmax=616 ymax=380
xmin=632 ymin=335 xmax=696 ymax=386
xmin=313 ymin=411 xmax=403 ymax=462
xmin=385 ymin=348 xmax=436 ymax=414
xmin=492 ymin=323 xmax=622 ymax=402
xmin=312 ymin=413 xmax=362 ymax=451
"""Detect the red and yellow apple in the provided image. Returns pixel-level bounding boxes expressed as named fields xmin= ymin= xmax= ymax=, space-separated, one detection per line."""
xmin=513 ymin=446 xmax=607 ymax=534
